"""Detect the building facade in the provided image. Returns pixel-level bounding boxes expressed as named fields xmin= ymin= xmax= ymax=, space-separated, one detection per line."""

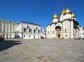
xmin=79 ymin=27 xmax=84 ymax=39
xmin=15 ymin=21 xmax=41 ymax=39
xmin=46 ymin=8 xmax=79 ymax=39
xmin=0 ymin=20 xmax=18 ymax=39
xmin=41 ymin=29 xmax=46 ymax=38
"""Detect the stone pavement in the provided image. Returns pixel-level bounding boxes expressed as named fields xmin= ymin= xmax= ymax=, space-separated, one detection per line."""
xmin=0 ymin=39 xmax=84 ymax=62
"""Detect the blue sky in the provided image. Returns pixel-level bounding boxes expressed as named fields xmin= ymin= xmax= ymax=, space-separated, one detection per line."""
xmin=0 ymin=0 xmax=84 ymax=29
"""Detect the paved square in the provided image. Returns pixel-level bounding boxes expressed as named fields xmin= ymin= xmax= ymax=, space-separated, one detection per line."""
xmin=0 ymin=39 xmax=84 ymax=62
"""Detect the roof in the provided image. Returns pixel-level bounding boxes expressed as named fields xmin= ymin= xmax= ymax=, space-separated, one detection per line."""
xmin=46 ymin=21 xmax=62 ymax=26
xmin=21 ymin=21 xmax=41 ymax=26
xmin=0 ymin=19 xmax=17 ymax=24
xmin=46 ymin=18 xmax=79 ymax=27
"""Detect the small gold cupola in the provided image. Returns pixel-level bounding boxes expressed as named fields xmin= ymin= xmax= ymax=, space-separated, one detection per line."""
xmin=53 ymin=14 xmax=58 ymax=19
xmin=65 ymin=8 xmax=72 ymax=14
xmin=71 ymin=13 xmax=76 ymax=18
xmin=61 ymin=9 xmax=66 ymax=15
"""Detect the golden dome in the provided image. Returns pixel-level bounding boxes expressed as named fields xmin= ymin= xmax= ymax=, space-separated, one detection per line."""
xmin=71 ymin=13 xmax=76 ymax=18
xmin=53 ymin=14 xmax=58 ymax=19
xmin=61 ymin=9 xmax=66 ymax=15
xmin=65 ymin=8 xmax=72 ymax=14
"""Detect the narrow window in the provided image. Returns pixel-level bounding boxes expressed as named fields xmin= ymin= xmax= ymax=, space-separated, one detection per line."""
xmin=65 ymin=29 xmax=66 ymax=33
xmin=34 ymin=36 xmax=35 ymax=38
xmin=24 ymin=28 xmax=27 ymax=32
xmin=29 ymin=29 xmax=32 ymax=33
xmin=27 ymin=26 xmax=29 ymax=28
xmin=34 ymin=29 xmax=36 ymax=33
xmin=38 ymin=30 xmax=40 ymax=34
xmin=66 ymin=35 xmax=67 ymax=37
xmin=29 ymin=35 xmax=30 ymax=38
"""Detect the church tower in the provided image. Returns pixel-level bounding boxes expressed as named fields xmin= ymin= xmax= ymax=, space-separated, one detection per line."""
xmin=60 ymin=8 xmax=76 ymax=21
xmin=71 ymin=13 xmax=76 ymax=20
xmin=64 ymin=8 xmax=72 ymax=19
xmin=53 ymin=14 xmax=59 ymax=23
xmin=60 ymin=9 xmax=66 ymax=21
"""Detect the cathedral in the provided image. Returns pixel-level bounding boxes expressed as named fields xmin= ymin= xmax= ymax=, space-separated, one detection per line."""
xmin=46 ymin=8 xmax=79 ymax=39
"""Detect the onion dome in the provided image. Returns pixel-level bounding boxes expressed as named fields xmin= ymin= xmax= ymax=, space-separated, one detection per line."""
xmin=61 ymin=9 xmax=66 ymax=15
xmin=65 ymin=8 xmax=72 ymax=14
xmin=71 ymin=13 xmax=76 ymax=18
xmin=53 ymin=14 xmax=58 ymax=19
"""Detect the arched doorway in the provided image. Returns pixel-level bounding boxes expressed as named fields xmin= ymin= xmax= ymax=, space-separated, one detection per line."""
xmin=55 ymin=26 xmax=61 ymax=38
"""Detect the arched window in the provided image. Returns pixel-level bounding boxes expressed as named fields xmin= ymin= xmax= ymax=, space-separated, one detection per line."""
xmin=24 ymin=28 xmax=27 ymax=33
xmin=29 ymin=29 xmax=32 ymax=33
xmin=38 ymin=30 xmax=40 ymax=34
xmin=27 ymin=26 xmax=29 ymax=28
xmin=34 ymin=29 xmax=36 ymax=33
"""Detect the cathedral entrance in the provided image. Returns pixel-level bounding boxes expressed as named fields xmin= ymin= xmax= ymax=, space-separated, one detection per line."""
xmin=55 ymin=26 xmax=61 ymax=38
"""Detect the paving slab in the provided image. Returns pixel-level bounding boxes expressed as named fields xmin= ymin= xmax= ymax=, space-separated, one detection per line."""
xmin=0 ymin=39 xmax=84 ymax=62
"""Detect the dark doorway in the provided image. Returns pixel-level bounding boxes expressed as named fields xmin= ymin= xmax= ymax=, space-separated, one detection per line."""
xmin=55 ymin=26 xmax=61 ymax=38
xmin=58 ymin=34 xmax=60 ymax=38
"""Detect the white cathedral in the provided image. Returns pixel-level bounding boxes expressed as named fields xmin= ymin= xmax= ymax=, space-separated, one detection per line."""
xmin=46 ymin=8 xmax=80 ymax=39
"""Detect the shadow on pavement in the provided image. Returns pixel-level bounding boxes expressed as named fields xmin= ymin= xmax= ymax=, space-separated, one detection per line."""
xmin=0 ymin=40 xmax=22 ymax=52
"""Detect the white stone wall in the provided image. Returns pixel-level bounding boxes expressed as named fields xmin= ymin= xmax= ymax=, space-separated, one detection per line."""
xmin=0 ymin=21 xmax=17 ymax=39
xmin=15 ymin=22 xmax=41 ymax=39
xmin=62 ymin=20 xmax=71 ymax=39
xmin=79 ymin=27 xmax=84 ymax=38
xmin=65 ymin=14 xmax=71 ymax=19
xmin=41 ymin=29 xmax=46 ymax=38
xmin=60 ymin=15 xmax=63 ymax=21
xmin=70 ymin=21 xmax=74 ymax=39
xmin=53 ymin=19 xmax=58 ymax=23
xmin=15 ymin=23 xmax=22 ymax=32
xmin=46 ymin=9 xmax=79 ymax=39
xmin=46 ymin=25 xmax=52 ymax=38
